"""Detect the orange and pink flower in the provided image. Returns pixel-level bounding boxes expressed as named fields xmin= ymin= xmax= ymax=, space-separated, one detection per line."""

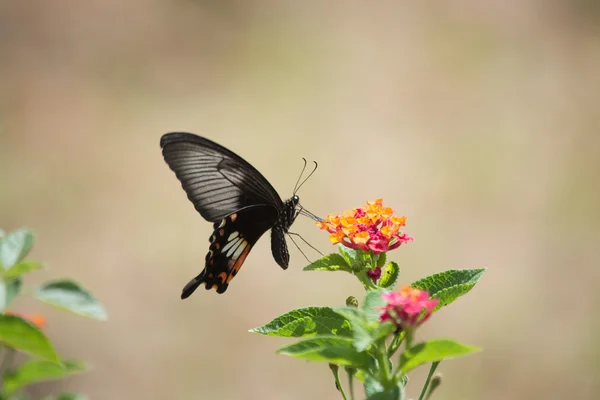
xmin=317 ymin=199 xmax=413 ymax=254
xmin=379 ymin=286 xmax=438 ymax=328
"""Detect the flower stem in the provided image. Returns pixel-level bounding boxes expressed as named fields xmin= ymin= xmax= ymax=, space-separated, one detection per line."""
xmin=418 ymin=361 xmax=440 ymax=400
xmin=346 ymin=368 xmax=355 ymax=400
xmin=387 ymin=330 xmax=404 ymax=357
xmin=330 ymin=364 xmax=348 ymax=400
xmin=377 ymin=343 xmax=393 ymax=387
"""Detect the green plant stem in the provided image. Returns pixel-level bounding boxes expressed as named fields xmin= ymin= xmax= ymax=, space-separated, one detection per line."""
xmin=387 ymin=331 xmax=404 ymax=357
xmin=346 ymin=369 xmax=355 ymax=400
xmin=418 ymin=362 xmax=440 ymax=400
xmin=377 ymin=343 xmax=393 ymax=388
xmin=330 ymin=365 xmax=348 ymax=400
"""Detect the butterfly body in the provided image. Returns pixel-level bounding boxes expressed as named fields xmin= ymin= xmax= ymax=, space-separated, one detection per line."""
xmin=160 ymin=132 xmax=302 ymax=298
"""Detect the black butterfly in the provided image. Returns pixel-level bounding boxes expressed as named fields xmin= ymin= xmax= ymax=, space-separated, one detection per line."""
xmin=161 ymin=132 xmax=318 ymax=298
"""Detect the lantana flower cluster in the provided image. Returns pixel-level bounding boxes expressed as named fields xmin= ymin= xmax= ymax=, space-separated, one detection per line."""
xmin=317 ymin=199 xmax=413 ymax=254
xmin=379 ymin=286 xmax=439 ymax=329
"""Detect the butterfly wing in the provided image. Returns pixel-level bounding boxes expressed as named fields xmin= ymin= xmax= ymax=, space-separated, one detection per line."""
xmin=161 ymin=132 xmax=283 ymax=222
xmin=181 ymin=204 xmax=279 ymax=298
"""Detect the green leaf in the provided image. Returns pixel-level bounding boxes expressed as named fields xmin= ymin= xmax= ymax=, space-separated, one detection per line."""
xmin=277 ymin=336 xmax=373 ymax=369
xmin=0 ymin=230 xmax=35 ymax=271
xmin=411 ymin=269 xmax=486 ymax=311
xmin=250 ymin=307 xmax=352 ymax=337
xmin=338 ymin=245 xmax=372 ymax=270
xmin=400 ymin=339 xmax=480 ymax=373
xmin=5 ymin=278 xmax=22 ymax=308
xmin=4 ymin=262 xmax=44 ymax=279
xmin=334 ymin=307 xmax=375 ymax=351
xmin=364 ymin=375 xmax=404 ymax=400
xmin=362 ymin=290 xmax=386 ymax=322
xmin=3 ymin=359 xmax=87 ymax=394
xmin=303 ymin=253 xmax=352 ymax=273
xmin=33 ymin=280 xmax=107 ymax=320
xmin=0 ymin=315 xmax=59 ymax=362
xmin=375 ymin=252 xmax=387 ymax=268
xmin=43 ymin=394 xmax=88 ymax=400
xmin=378 ymin=262 xmax=399 ymax=289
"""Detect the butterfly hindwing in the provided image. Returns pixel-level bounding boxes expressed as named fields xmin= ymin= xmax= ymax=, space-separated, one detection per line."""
xmin=161 ymin=133 xmax=283 ymax=222
xmin=180 ymin=204 xmax=279 ymax=298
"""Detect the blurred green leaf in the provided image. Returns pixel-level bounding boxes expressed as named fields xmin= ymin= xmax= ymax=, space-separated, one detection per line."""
xmin=277 ymin=336 xmax=372 ymax=368
xmin=335 ymin=304 xmax=394 ymax=352
xmin=42 ymin=394 xmax=88 ymax=400
xmin=400 ymin=339 xmax=480 ymax=373
xmin=303 ymin=253 xmax=352 ymax=273
xmin=4 ymin=262 xmax=44 ymax=279
xmin=3 ymin=359 xmax=87 ymax=395
xmin=33 ymin=280 xmax=107 ymax=320
xmin=411 ymin=269 xmax=486 ymax=311
xmin=365 ymin=385 xmax=403 ymax=400
xmin=0 ymin=315 xmax=59 ymax=362
xmin=0 ymin=230 xmax=34 ymax=271
xmin=5 ymin=278 xmax=22 ymax=308
xmin=378 ymin=262 xmax=399 ymax=289
xmin=250 ymin=307 xmax=352 ymax=337
xmin=338 ymin=245 xmax=372 ymax=271
xmin=362 ymin=290 xmax=386 ymax=321
xmin=0 ymin=278 xmax=22 ymax=312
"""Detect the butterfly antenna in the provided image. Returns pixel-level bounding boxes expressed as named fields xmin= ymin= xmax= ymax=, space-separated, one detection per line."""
xmin=294 ymin=161 xmax=318 ymax=195
xmin=288 ymin=232 xmax=324 ymax=257
xmin=293 ymin=158 xmax=308 ymax=194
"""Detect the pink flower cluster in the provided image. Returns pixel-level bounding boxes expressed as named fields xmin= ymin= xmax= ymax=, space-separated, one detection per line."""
xmin=379 ymin=286 xmax=439 ymax=328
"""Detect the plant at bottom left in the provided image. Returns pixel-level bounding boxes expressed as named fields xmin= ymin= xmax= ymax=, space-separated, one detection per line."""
xmin=0 ymin=228 xmax=107 ymax=400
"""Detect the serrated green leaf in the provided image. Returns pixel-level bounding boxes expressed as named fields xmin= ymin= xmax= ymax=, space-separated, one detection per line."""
xmin=3 ymin=359 xmax=87 ymax=394
xmin=250 ymin=307 xmax=352 ymax=337
xmin=338 ymin=245 xmax=372 ymax=271
xmin=33 ymin=280 xmax=107 ymax=320
xmin=277 ymin=336 xmax=373 ymax=368
xmin=0 ymin=230 xmax=35 ymax=271
xmin=4 ymin=262 xmax=44 ymax=279
xmin=0 ymin=315 xmax=59 ymax=362
xmin=378 ymin=262 xmax=399 ymax=289
xmin=411 ymin=269 xmax=486 ymax=311
xmin=303 ymin=253 xmax=352 ymax=273
xmin=400 ymin=339 xmax=480 ymax=373
xmin=43 ymin=394 xmax=88 ymax=400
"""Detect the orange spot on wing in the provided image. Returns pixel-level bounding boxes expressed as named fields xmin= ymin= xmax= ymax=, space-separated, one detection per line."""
xmin=218 ymin=272 xmax=227 ymax=283
xmin=226 ymin=245 xmax=251 ymax=283
xmin=230 ymin=213 xmax=238 ymax=222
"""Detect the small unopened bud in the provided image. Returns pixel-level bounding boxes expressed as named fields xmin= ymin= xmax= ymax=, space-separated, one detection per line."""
xmin=346 ymin=296 xmax=359 ymax=307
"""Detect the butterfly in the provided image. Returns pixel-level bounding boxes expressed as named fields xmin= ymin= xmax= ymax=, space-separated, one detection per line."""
xmin=160 ymin=132 xmax=319 ymax=298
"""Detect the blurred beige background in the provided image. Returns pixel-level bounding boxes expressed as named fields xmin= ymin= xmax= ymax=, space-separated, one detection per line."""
xmin=1 ymin=1 xmax=599 ymax=399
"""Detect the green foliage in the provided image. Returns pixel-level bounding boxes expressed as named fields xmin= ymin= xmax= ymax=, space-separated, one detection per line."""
xmin=0 ymin=315 xmax=59 ymax=362
xmin=33 ymin=281 xmax=107 ymax=320
xmin=0 ymin=228 xmax=106 ymax=399
xmin=250 ymin=307 xmax=352 ymax=337
xmin=277 ymin=336 xmax=373 ymax=369
xmin=255 ymin=236 xmax=486 ymax=400
xmin=3 ymin=359 xmax=87 ymax=395
xmin=399 ymin=339 xmax=481 ymax=373
xmin=303 ymin=254 xmax=352 ymax=273
xmin=378 ymin=262 xmax=400 ymax=289
xmin=411 ymin=269 xmax=486 ymax=311
xmin=0 ymin=230 xmax=34 ymax=271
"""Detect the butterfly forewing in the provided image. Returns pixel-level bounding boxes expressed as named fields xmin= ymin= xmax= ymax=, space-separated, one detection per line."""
xmin=161 ymin=133 xmax=283 ymax=222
